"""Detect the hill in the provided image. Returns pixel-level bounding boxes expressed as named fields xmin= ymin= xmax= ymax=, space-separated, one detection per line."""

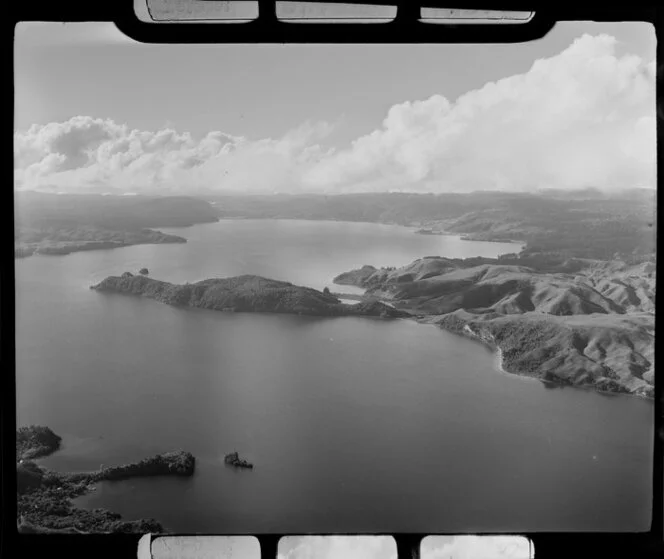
xmin=334 ymin=257 xmax=655 ymax=316
xmin=430 ymin=310 xmax=654 ymax=398
xmin=334 ymin=256 xmax=655 ymax=397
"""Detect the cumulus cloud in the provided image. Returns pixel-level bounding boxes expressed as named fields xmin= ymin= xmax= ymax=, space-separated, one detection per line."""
xmin=14 ymin=115 xmax=333 ymax=194
xmin=14 ymin=34 xmax=655 ymax=195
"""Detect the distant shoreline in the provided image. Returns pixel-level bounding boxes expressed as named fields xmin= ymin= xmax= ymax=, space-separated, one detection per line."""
xmin=414 ymin=227 xmax=524 ymax=245
xmin=14 ymin=234 xmax=187 ymax=259
xmin=214 ymin=217 xmax=525 ymax=248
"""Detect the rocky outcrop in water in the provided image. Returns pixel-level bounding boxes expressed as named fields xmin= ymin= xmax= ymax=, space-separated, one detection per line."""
xmin=224 ymin=452 xmax=254 ymax=469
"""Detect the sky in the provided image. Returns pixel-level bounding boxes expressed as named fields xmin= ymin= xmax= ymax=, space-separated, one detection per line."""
xmin=14 ymin=20 xmax=656 ymax=196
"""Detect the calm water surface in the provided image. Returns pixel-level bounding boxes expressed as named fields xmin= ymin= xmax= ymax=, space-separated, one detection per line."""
xmin=15 ymin=220 xmax=653 ymax=533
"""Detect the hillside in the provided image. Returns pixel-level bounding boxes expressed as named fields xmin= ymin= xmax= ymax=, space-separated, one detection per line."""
xmin=429 ymin=311 xmax=654 ymax=398
xmin=91 ymin=273 xmax=409 ymax=319
xmin=14 ymin=191 xmax=219 ymax=257
xmin=334 ymin=257 xmax=655 ymax=316
xmin=437 ymin=192 xmax=655 ymax=260
xmin=334 ymin=256 xmax=655 ymax=397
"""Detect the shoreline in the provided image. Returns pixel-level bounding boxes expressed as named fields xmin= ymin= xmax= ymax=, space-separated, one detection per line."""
xmin=411 ymin=314 xmax=653 ymax=399
xmin=14 ymin=236 xmax=188 ymax=260
xmin=413 ymin=227 xmax=524 ymax=246
xmin=440 ymin=319 xmax=653 ymax=399
xmin=213 ymin=217 xmax=525 ymax=247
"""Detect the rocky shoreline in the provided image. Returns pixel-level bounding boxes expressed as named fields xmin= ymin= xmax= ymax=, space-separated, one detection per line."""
xmin=16 ymin=426 xmax=195 ymax=534
xmin=224 ymin=452 xmax=254 ymax=469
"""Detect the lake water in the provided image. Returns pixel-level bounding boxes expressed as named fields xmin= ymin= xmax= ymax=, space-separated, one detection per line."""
xmin=15 ymin=219 xmax=653 ymax=533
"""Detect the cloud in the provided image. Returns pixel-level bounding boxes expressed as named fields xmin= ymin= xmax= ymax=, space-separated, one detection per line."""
xmin=277 ymin=536 xmax=397 ymax=559
xmin=14 ymin=34 xmax=655 ymax=195
xmin=14 ymin=115 xmax=336 ymax=194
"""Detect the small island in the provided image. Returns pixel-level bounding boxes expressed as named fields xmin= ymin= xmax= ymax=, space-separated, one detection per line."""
xmin=16 ymin=425 xmax=195 ymax=534
xmin=224 ymin=452 xmax=254 ymax=469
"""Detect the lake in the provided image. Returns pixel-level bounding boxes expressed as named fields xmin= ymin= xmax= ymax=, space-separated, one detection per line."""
xmin=15 ymin=219 xmax=653 ymax=533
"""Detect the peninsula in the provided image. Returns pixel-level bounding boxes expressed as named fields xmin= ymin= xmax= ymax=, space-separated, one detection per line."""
xmin=17 ymin=425 xmax=195 ymax=534
xmin=224 ymin=452 xmax=254 ymax=469
xmin=90 ymin=273 xmax=410 ymax=319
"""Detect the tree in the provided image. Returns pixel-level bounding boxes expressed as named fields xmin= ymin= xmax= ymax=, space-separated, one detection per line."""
xmin=323 ymin=287 xmax=330 ymax=295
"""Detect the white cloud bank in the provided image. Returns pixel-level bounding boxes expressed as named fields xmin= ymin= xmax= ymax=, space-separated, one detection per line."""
xmin=14 ymin=34 xmax=656 ymax=195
